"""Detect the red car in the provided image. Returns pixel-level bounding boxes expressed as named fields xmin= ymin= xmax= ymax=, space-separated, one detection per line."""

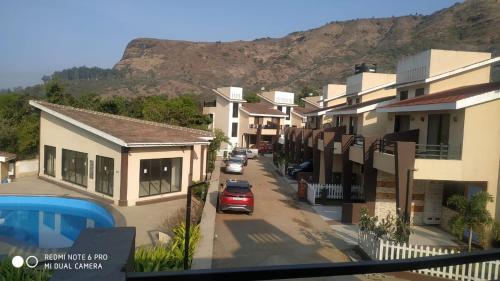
xmin=217 ymin=179 xmax=254 ymax=215
xmin=251 ymin=143 xmax=273 ymax=154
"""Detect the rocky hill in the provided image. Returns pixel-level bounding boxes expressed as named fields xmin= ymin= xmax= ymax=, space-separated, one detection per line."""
xmin=16 ymin=0 xmax=498 ymax=98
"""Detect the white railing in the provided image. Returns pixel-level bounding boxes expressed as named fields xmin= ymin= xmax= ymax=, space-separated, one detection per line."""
xmin=306 ymin=183 xmax=364 ymax=205
xmin=358 ymin=230 xmax=500 ymax=281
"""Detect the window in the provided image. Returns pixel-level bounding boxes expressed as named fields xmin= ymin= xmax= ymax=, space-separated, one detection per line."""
xmin=277 ymin=106 xmax=282 ymax=112
xmin=415 ymin=88 xmax=425 ymax=97
xmin=347 ymin=98 xmax=353 ymax=105
xmin=285 ymin=107 xmax=290 ymax=120
xmin=231 ymin=122 xmax=238 ymax=137
xmin=335 ymin=116 xmax=342 ymax=127
xmin=355 ymin=97 xmax=360 ymax=104
xmin=62 ymin=149 xmax=88 ymax=187
xmin=349 ymin=116 xmax=357 ymax=135
xmin=44 ymin=145 xmax=56 ymax=177
xmin=139 ymin=158 xmax=182 ymax=197
xmin=394 ymin=115 xmax=410 ymax=133
xmin=96 ymin=156 xmax=114 ymax=196
xmin=427 ymin=114 xmax=450 ymax=145
xmin=254 ymin=117 xmax=262 ymax=125
xmin=400 ymin=91 xmax=408 ymax=100
xmin=232 ymin=103 xmax=239 ymax=118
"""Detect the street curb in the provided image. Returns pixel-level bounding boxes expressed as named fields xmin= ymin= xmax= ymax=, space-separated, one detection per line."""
xmin=191 ymin=160 xmax=221 ymax=269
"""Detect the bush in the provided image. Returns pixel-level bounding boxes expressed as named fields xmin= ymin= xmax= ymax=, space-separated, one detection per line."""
xmin=0 ymin=258 xmax=52 ymax=281
xmin=192 ymin=182 xmax=209 ymax=202
xmin=359 ymin=208 xmax=412 ymax=243
xmin=134 ymin=223 xmax=201 ymax=271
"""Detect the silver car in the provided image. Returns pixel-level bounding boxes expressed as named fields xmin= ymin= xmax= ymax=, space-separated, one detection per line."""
xmin=225 ymin=157 xmax=244 ymax=174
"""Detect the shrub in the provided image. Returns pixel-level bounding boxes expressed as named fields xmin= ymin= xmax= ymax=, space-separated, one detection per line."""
xmin=0 ymin=258 xmax=52 ymax=281
xmin=134 ymin=223 xmax=201 ymax=272
xmin=359 ymin=208 xmax=412 ymax=243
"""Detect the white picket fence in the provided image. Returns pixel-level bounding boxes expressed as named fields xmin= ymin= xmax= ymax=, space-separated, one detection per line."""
xmin=358 ymin=230 xmax=500 ymax=281
xmin=306 ymin=183 xmax=364 ymax=205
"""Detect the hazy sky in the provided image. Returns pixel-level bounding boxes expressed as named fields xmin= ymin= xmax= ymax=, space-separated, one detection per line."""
xmin=0 ymin=0 xmax=460 ymax=89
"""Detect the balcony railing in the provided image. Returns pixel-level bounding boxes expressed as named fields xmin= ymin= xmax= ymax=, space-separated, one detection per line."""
xmin=203 ymin=100 xmax=216 ymax=107
xmin=353 ymin=135 xmax=364 ymax=147
xmin=249 ymin=124 xmax=279 ymax=129
xmin=416 ymin=144 xmax=462 ymax=160
xmin=375 ymin=139 xmax=396 ymax=155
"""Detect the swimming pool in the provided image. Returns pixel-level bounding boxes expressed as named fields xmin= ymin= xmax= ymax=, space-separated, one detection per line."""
xmin=0 ymin=196 xmax=115 ymax=248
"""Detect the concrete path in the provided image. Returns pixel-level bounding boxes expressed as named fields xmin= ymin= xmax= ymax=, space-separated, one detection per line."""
xmin=212 ymin=157 xmax=365 ymax=280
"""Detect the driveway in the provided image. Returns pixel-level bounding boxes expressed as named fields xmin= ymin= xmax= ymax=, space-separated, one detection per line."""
xmin=213 ymin=157 xmax=355 ymax=270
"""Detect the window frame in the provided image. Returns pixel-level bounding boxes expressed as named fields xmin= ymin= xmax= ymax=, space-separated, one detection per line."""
xmin=139 ymin=158 xmax=183 ymax=198
xmin=231 ymin=122 xmax=238 ymax=137
xmin=399 ymin=90 xmax=408 ymax=100
xmin=61 ymin=149 xmax=88 ymax=187
xmin=44 ymin=145 xmax=56 ymax=177
xmin=95 ymin=155 xmax=114 ymax=197
xmin=232 ymin=103 xmax=239 ymax=118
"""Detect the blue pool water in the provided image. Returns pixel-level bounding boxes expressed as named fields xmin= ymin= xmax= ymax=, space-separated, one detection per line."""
xmin=0 ymin=196 xmax=115 ymax=248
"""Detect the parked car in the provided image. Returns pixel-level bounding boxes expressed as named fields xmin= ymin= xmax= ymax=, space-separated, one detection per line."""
xmin=230 ymin=149 xmax=248 ymax=165
xmin=287 ymin=160 xmax=313 ymax=179
xmin=217 ymin=179 xmax=254 ymax=215
xmin=251 ymin=143 xmax=273 ymax=154
xmin=245 ymin=148 xmax=259 ymax=159
xmin=225 ymin=157 xmax=244 ymax=174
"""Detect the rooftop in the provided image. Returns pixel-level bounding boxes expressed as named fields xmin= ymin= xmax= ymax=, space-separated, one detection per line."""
xmin=291 ymin=106 xmax=311 ymax=116
xmin=30 ymin=100 xmax=213 ymax=147
xmin=326 ymin=96 xmax=394 ymax=116
xmin=240 ymin=103 xmax=287 ymax=117
xmin=379 ymin=81 xmax=500 ymax=112
xmin=303 ymin=102 xmax=347 ymax=117
xmin=301 ymin=96 xmax=322 ymax=108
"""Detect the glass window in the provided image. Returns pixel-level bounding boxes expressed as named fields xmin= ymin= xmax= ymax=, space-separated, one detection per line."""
xmin=415 ymin=88 xmax=425 ymax=97
xmin=394 ymin=115 xmax=410 ymax=133
xmin=44 ymin=145 xmax=56 ymax=177
xmin=231 ymin=122 xmax=238 ymax=137
xmin=277 ymin=106 xmax=282 ymax=112
xmin=427 ymin=114 xmax=450 ymax=145
xmin=285 ymin=107 xmax=290 ymax=120
xmin=400 ymin=91 xmax=408 ymax=100
xmin=96 ymin=156 xmax=114 ymax=196
xmin=139 ymin=158 xmax=183 ymax=197
xmin=62 ymin=149 xmax=88 ymax=187
xmin=232 ymin=103 xmax=239 ymax=118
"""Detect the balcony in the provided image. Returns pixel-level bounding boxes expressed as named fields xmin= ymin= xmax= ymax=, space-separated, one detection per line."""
xmin=415 ymin=144 xmax=461 ymax=160
xmin=248 ymin=124 xmax=279 ymax=135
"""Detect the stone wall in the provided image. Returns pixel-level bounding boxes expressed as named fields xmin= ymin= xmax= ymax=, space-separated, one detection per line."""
xmin=374 ymin=171 xmax=425 ymax=225
xmin=375 ymin=171 xmax=396 ymax=219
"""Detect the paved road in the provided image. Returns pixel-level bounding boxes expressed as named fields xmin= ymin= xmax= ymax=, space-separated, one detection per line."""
xmin=212 ymin=156 xmax=364 ymax=280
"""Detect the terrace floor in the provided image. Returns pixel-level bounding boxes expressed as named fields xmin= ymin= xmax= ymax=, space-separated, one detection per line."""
xmin=0 ymin=176 xmax=186 ymax=251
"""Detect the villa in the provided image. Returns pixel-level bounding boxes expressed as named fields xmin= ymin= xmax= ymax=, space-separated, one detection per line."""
xmin=30 ymin=100 xmax=213 ymax=206
xmin=283 ymin=49 xmax=500 ymax=227
xmin=203 ymin=87 xmax=300 ymax=152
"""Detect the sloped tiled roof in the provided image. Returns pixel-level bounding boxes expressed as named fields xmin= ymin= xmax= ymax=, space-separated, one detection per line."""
xmin=30 ymin=101 xmax=213 ymax=147
xmin=291 ymin=106 xmax=310 ymax=116
xmin=240 ymin=103 xmax=287 ymax=116
xmin=382 ymin=82 xmax=500 ymax=108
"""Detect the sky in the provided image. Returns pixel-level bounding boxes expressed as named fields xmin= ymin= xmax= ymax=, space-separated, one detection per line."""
xmin=0 ymin=0 xmax=461 ymax=89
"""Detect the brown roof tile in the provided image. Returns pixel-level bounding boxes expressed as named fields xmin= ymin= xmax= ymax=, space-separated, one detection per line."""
xmin=31 ymin=101 xmax=213 ymax=146
xmin=241 ymin=103 xmax=287 ymax=116
xmin=383 ymin=82 xmax=500 ymax=108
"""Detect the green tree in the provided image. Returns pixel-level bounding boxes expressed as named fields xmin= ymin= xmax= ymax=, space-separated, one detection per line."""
xmin=45 ymin=79 xmax=72 ymax=105
xmin=207 ymin=129 xmax=229 ymax=178
xmin=244 ymin=92 xmax=261 ymax=103
xmin=447 ymin=191 xmax=494 ymax=251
